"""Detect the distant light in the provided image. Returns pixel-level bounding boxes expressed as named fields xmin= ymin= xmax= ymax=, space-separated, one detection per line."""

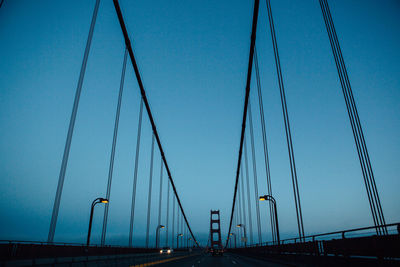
xmin=167 ymin=249 xmax=171 ymax=253
xmin=160 ymin=250 xmax=163 ymax=253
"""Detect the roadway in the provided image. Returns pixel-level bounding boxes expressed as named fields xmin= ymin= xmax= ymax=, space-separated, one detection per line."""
xmin=159 ymin=252 xmax=290 ymax=267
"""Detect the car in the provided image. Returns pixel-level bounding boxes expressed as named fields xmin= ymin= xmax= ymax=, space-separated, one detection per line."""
xmin=159 ymin=247 xmax=173 ymax=254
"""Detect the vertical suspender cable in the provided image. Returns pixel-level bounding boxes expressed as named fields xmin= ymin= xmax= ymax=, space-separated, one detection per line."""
xmin=145 ymin=135 xmax=155 ymax=248
xmin=225 ymin=0 xmax=259 ymax=248
xmin=129 ymin=99 xmax=144 ymax=247
xmin=319 ymin=0 xmax=386 ymax=234
xmin=237 ymin=177 xmax=243 ymax=246
xmin=101 ymin=48 xmax=128 ymax=246
xmin=157 ymin=159 xmax=164 ymax=246
xmin=248 ymin=102 xmax=262 ymax=244
xmin=172 ymin=196 xmax=175 ymax=248
xmin=254 ymin=48 xmax=276 ymax=243
xmin=166 ymin=179 xmax=170 ymax=247
xmin=243 ymin=136 xmax=254 ymax=244
xmin=48 ymin=0 xmax=100 ymax=243
xmin=265 ymin=0 xmax=305 ymax=240
xmin=240 ymin=164 xmax=247 ymax=245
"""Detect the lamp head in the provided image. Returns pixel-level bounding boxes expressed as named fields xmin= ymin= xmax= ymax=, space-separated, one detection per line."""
xmin=100 ymin=198 xmax=109 ymax=203
xmin=259 ymin=195 xmax=267 ymax=201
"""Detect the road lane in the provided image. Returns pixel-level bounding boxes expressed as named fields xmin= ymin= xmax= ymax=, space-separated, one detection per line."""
xmin=158 ymin=252 xmax=290 ymax=267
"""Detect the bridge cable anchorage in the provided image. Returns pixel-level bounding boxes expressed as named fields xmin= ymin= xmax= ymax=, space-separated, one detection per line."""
xmin=319 ymin=0 xmax=386 ymax=235
xmin=265 ymin=0 xmax=305 ymax=240
xmin=145 ymin=135 xmax=155 ymax=248
xmin=243 ymin=135 xmax=254 ymax=245
xmin=157 ymin=158 xmax=163 ymax=247
xmin=248 ymin=102 xmax=262 ymax=244
xmin=129 ymin=99 xmax=144 ymax=247
xmin=166 ymin=178 xmax=170 ymax=247
xmin=48 ymin=0 xmax=100 ymax=243
xmin=101 ymin=47 xmax=128 ymax=246
xmin=254 ymin=47 xmax=276 ymax=243
xmin=112 ymin=0 xmax=199 ymax=246
xmin=225 ymin=0 xmax=259 ymax=249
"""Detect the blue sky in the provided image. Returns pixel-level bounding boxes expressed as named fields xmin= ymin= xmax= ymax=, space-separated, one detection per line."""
xmin=0 ymin=0 xmax=399 ymax=247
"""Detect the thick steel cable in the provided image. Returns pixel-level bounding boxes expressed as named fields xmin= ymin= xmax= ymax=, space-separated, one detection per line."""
xmin=254 ymin=48 xmax=276 ymax=242
xmin=243 ymin=136 xmax=254 ymax=244
xmin=165 ymin=179 xmax=170 ymax=247
xmin=101 ymin=48 xmax=128 ymax=246
xmin=113 ymin=0 xmax=199 ymax=245
xmin=320 ymin=0 xmax=386 ymax=234
xmin=225 ymin=0 xmax=260 ymax=248
xmin=265 ymin=0 xmax=305 ymax=240
xmin=48 ymin=0 xmax=100 ymax=243
xmin=129 ymin=99 xmax=144 ymax=247
xmin=145 ymin=135 xmax=155 ymax=248
xmin=248 ymin=102 xmax=262 ymax=244
xmin=157 ymin=159 xmax=163 ymax=246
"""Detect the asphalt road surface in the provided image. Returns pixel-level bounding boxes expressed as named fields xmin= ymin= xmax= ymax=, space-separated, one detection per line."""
xmin=159 ymin=252 xmax=290 ymax=267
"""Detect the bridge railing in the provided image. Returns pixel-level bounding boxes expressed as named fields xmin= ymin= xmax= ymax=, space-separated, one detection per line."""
xmin=229 ymin=223 xmax=400 ymax=261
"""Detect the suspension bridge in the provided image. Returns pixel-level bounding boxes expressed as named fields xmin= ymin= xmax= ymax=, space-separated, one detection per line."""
xmin=0 ymin=0 xmax=399 ymax=266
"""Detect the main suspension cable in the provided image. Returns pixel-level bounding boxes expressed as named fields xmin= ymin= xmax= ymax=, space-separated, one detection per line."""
xmin=113 ymin=0 xmax=199 ymax=245
xmin=225 ymin=0 xmax=260 ymax=248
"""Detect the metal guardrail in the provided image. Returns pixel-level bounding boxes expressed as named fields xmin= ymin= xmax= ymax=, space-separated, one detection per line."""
xmin=246 ymin=222 xmax=400 ymax=247
xmin=228 ymin=223 xmax=400 ymax=262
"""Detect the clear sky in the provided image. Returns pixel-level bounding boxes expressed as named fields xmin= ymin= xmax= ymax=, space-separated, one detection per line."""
xmin=0 ymin=0 xmax=399 ymax=247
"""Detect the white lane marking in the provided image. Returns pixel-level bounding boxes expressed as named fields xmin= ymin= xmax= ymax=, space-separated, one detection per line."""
xmin=232 ymin=260 xmax=237 ymax=264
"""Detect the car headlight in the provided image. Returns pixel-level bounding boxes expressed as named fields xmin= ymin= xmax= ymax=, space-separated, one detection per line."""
xmin=167 ymin=250 xmax=171 ymax=253
xmin=160 ymin=250 xmax=163 ymax=253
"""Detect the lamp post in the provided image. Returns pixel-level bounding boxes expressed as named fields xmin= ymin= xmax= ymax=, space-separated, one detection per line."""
xmin=155 ymin=225 xmax=165 ymax=248
xmin=176 ymin=233 xmax=183 ymax=248
xmin=236 ymin=224 xmax=247 ymax=247
xmin=259 ymin=194 xmax=280 ymax=245
xmin=87 ymin=197 xmax=108 ymax=246
xmin=230 ymin=233 xmax=237 ymax=248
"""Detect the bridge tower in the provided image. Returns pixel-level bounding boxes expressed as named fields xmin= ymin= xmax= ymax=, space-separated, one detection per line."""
xmin=210 ymin=210 xmax=222 ymax=253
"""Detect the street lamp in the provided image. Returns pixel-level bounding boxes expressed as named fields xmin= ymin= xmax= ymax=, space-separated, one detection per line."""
xmin=230 ymin=233 xmax=237 ymax=248
xmin=87 ymin=197 xmax=109 ymax=246
xmin=259 ymin=194 xmax=280 ymax=245
xmin=155 ymin=225 xmax=165 ymax=248
xmin=176 ymin=233 xmax=183 ymax=248
xmin=236 ymin=224 xmax=247 ymax=247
